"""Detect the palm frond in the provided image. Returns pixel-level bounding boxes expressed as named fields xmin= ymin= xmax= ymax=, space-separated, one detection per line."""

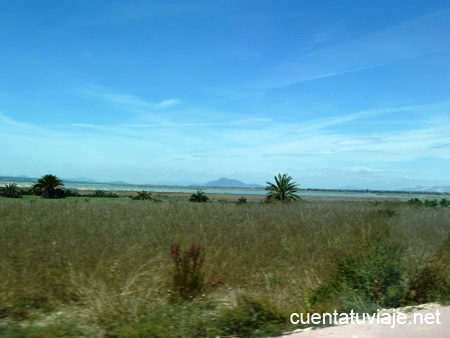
xmin=32 ymin=174 xmax=65 ymax=199
xmin=0 ymin=183 xmax=22 ymax=198
xmin=265 ymin=173 xmax=300 ymax=202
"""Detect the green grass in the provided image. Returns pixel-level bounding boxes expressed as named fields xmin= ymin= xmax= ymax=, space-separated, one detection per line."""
xmin=0 ymin=197 xmax=449 ymax=337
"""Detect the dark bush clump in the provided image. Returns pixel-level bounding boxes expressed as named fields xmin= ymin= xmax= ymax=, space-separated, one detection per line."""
xmin=189 ymin=190 xmax=209 ymax=203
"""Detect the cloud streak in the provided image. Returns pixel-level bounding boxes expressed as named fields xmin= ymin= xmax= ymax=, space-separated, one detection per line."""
xmin=2 ymin=99 xmax=449 ymax=187
xmin=261 ymin=9 xmax=450 ymax=89
xmin=81 ymin=85 xmax=181 ymax=115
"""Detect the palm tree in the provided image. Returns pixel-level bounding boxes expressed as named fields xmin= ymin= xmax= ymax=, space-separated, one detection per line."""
xmin=32 ymin=174 xmax=64 ymax=199
xmin=133 ymin=191 xmax=153 ymax=200
xmin=237 ymin=196 xmax=247 ymax=204
xmin=93 ymin=190 xmax=107 ymax=197
xmin=189 ymin=190 xmax=209 ymax=203
xmin=0 ymin=183 xmax=22 ymax=198
xmin=265 ymin=173 xmax=300 ymax=202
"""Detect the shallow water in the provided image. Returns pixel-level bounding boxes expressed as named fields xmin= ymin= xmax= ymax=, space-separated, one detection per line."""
xmin=13 ymin=180 xmax=448 ymax=199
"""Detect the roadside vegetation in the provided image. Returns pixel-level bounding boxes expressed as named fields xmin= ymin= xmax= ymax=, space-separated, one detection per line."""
xmin=0 ymin=174 xmax=449 ymax=337
xmin=408 ymin=197 xmax=450 ymax=207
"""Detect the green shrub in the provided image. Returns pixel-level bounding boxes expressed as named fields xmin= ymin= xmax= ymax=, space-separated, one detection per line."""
xmin=54 ymin=188 xmax=67 ymax=199
xmin=20 ymin=188 xmax=35 ymax=196
xmin=406 ymin=264 xmax=450 ymax=304
xmin=406 ymin=232 xmax=450 ymax=304
xmin=424 ymin=199 xmax=438 ymax=207
xmin=311 ymin=237 xmax=406 ymax=313
xmin=440 ymin=198 xmax=450 ymax=207
xmin=407 ymin=198 xmax=423 ymax=206
xmin=64 ymin=189 xmax=81 ymax=197
xmin=85 ymin=190 xmax=118 ymax=198
xmin=217 ymin=295 xmax=286 ymax=337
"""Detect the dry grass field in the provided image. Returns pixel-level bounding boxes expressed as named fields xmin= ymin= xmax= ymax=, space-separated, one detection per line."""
xmin=0 ymin=196 xmax=449 ymax=337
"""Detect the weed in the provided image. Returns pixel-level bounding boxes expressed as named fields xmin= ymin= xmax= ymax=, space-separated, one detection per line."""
xmin=170 ymin=244 xmax=205 ymax=301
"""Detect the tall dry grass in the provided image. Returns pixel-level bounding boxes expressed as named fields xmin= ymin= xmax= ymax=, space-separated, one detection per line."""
xmin=0 ymin=198 xmax=449 ymax=337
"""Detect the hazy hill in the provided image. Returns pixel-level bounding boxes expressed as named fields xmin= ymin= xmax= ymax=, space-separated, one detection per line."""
xmin=204 ymin=178 xmax=263 ymax=188
xmin=403 ymin=185 xmax=450 ymax=193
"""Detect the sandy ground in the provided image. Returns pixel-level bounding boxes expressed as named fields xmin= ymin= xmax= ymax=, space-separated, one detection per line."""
xmin=278 ymin=306 xmax=450 ymax=338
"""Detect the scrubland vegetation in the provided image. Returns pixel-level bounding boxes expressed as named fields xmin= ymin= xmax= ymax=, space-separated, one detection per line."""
xmin=0 ymin=197 xmax=449 ymax=337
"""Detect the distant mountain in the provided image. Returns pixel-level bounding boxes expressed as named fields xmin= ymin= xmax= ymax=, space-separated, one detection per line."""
xmin=0 ymin=175 xmax=35 ymax=182
xmin=403 ymin=185 xmax=450 ymax=193
xmin=65 ymin=178 xmax=129 ymax=185
xmin=204 ymin=178 xmax=263 ymax=188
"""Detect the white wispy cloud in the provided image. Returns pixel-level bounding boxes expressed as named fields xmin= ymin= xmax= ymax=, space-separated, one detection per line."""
xmin=85 ymin=88 xmax=150 ymax=108
xmin=1 ymin=100 xmax=449 ymax=186
xmin=81 ymin=85 xmax=182 ymax=114
xmin=261 ymin=9 xmax=450 ymax=89
xmin=155 ymin=98 xmax=181 ymax=108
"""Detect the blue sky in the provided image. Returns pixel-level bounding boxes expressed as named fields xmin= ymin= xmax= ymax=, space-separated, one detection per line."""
xmin=1 ymin=0 xmax=450 ymax=189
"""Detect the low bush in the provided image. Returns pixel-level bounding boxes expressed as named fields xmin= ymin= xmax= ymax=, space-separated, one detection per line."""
xmin=440 ymin=198 xmax=449 ymax=207
xmin=310 ymin=237 xmax=407 ymax=313
xmin=407 ymin=198 xmax=423 ymax=206
xmin=217 ymin=295 xmax=286 ymax=337
xmin=424 ymin=199 xmax=438 ymax=207
xmin=84 ymin=190 xmax=119 ymax=198
xmin=405 ymin=232 xmax=450 ymax=304
xmin=64 ymin=189 xmax=81 ymax=197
